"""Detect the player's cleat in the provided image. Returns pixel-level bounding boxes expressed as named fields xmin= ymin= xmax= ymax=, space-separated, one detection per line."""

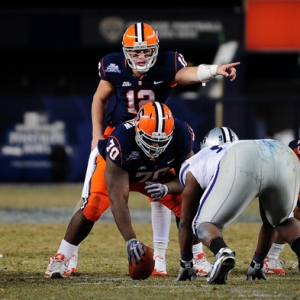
xmin=151 ymin=255 xmax=167 ymax=277
xmin=44 ymin=253 xmax=71 ymax=279
xmin=67 ymin=253 xmax=78 ymax=275
xmin=0 ymin=253 xmax=3 ymax=258
xmin=263 ymin=257 xmax=285 ymax=275
xmin=207 ymin=247 xmax=235 ymax=284
xmin=193 ymin=252 xmax=213 ymax=276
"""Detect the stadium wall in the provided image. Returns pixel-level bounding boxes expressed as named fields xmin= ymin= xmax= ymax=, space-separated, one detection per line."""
xmin=0 ymin=95 xmax=299 ymax=182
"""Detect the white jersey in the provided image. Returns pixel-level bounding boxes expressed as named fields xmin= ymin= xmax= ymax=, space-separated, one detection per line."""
xmin=179 ymin=139 xmax=300 ymax=235
xmin=180 ymin=141 xmax=235 ymax=189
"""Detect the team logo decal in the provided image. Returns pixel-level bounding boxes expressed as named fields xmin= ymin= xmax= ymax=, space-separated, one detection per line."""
xmin=126 ymin=151 xmax=140 ymax=161
xmin=105 ymin=63 xmax=121 ymax=73
xmin=135 ymin=108 xmax=145 ymax=126
xmin=99 ymin=17 xmax=125 ymax=43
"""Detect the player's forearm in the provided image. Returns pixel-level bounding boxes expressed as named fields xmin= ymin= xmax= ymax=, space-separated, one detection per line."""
xmin=178 ymin=225 xmax=194 ymax=255
xmin=165 ymin=178 xmax=184 ymax=194
xmin=91 ymin=120 xmax=104 ymax=150
xmin=106 ymin=163 xmax=135 ymax=241
xmin=175 ymin=63 xmax=239 ymax=85
xmin=91 ymin=97 xmax=106 ymax=141
xmin=91 ymin=80 xmax=114 ymax=139
xmin=110 ymin=197 xmax=136 ymax=241
xmin=175 ymin=64 xmax=220 ymax=85
xmin=174 ymin=66 xmax=199 ymax=85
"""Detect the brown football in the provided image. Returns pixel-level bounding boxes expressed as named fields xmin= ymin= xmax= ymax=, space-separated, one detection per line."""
xmin=128 ymin=245 xmax=155 ymax=280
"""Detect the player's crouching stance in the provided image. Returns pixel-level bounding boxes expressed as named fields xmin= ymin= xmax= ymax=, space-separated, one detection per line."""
xmin=45 ymin=20 xmax=241 ymax=278
xmin=45 ymin=102 xmax=212 ymax=279
xmin=175 ymin=126 xmax=300 ymax=284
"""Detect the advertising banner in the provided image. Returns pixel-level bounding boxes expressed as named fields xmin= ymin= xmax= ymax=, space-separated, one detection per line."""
xmin=0 ymin=8 xmax=242 ymax=50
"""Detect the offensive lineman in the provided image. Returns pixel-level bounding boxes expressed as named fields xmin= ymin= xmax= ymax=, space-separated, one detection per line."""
xmin=46 ymin=102 xmax=203 ymax=278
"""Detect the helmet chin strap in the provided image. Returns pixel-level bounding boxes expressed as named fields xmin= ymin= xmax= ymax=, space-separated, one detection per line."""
xmin=134 ymin=66 xmax=149 ymax=73
xmin=131 ymin=57 xmax=154 ymax=73
xmin=125 ymin=57 xmax=150 ymax=73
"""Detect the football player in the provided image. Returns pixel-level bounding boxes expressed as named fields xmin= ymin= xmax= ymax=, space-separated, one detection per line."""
xmin=263 ymin=138 xmax=300 ymax=275
xmin=176 ymin=127 xmax=300 ymax=284
xmin=45 ymin=102 xmax=206 ymax=278
xmin=64 ymin=22 xmax=240 ymax=277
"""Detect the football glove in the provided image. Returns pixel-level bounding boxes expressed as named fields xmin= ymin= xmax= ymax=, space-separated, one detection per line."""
xmin=245 ymin=260 xmax=267 ymax=281
xmin=145 ymin=181 xmax=168 ymax=201
xmin=126 ymin=238 xmax=145 ymax=265
xmin=175 ymin=260 xmax=197 ymax=281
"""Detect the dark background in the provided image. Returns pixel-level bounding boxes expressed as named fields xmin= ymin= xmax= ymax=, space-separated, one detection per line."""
xmin=0 ymin=1 xmax=299 ymax=182
xmin=1 ymin=1 xmax=299 ymax=97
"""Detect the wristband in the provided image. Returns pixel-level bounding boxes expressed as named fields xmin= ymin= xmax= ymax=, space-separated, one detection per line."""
xmin=197 ymin=64 xmax=219 ymax=83
xmin=180 ymin=259 xmax=194 ymax=268
xmin=180 ymin=252 xmax=193 ymax=262
xmin=250 ymin=260 xmax=264 ymax=269
xmin=162 ymin=184 xmax=168 ymax=197
xmin=126 ymin=238 xmax=137 ymax=247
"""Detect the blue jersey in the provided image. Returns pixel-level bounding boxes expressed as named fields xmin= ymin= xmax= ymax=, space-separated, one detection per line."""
xmin=98 ymin=51 xmax=187 ymax=126
xmin=98 ymin=117 xmax=194 ymax=183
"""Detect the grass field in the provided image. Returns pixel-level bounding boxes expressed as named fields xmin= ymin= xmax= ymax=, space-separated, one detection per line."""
xmin=0 ymin=184 xmax=300 ymax=299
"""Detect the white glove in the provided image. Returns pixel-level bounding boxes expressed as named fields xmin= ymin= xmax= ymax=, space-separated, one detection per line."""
xmin=145 ymin=181 xmax=168 ymax=201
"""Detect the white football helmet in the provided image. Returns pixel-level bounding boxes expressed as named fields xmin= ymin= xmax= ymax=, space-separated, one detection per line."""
xmin=200 ymin=127 xmax=239 ymax=149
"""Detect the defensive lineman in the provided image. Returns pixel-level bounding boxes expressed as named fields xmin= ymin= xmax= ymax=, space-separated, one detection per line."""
xmin=176 ymin=127 xmax=300 ymax=284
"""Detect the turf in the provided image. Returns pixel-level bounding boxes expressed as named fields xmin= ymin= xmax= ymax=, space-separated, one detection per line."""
xmin=0 ymin=184 xmax=300 ymax=299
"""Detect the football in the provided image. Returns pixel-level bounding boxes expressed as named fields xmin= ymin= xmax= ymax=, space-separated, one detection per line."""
xmin=128 ymin=245 xmax=155 ymax=280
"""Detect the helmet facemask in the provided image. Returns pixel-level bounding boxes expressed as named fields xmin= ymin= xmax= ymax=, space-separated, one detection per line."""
xmin=135 ymin=130 xmax=173 ymax=158
xmin=123 ymin=44 xmax=159 ymax=73
xmin=122 ymin=23 xmax=159 ymax=73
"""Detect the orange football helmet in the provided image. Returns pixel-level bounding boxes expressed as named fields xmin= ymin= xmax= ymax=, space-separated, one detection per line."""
xmin=135 ymin=102 xmax=174 ymax=158
xmin=122 ymin=22 xmax=159 ymax=73
xmin=288 ymin=138 xmax=300 ymax=160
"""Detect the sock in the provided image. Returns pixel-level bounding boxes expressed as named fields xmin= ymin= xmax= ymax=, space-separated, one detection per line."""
xmin=72 ymin=244 xmax=79 ymax=258
xmin=151 ymin=201 xmax=171 ymax=240
xmin=151 ymin=201 xmax=171 ymax=260
xmin=153 ymin=242 xmax=168 ymax=260
xmin=57 ymin=239 xmax=78 ymax=260
xmin=209 ymin=237 xmax=227 ymax=256
xmin=192 ymin=242 xmax=204 ymax=259
xmin=267 ymin=243 xmax=285 ymax=259
xmin=290 ymin=236 xmax=300 ymax=262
